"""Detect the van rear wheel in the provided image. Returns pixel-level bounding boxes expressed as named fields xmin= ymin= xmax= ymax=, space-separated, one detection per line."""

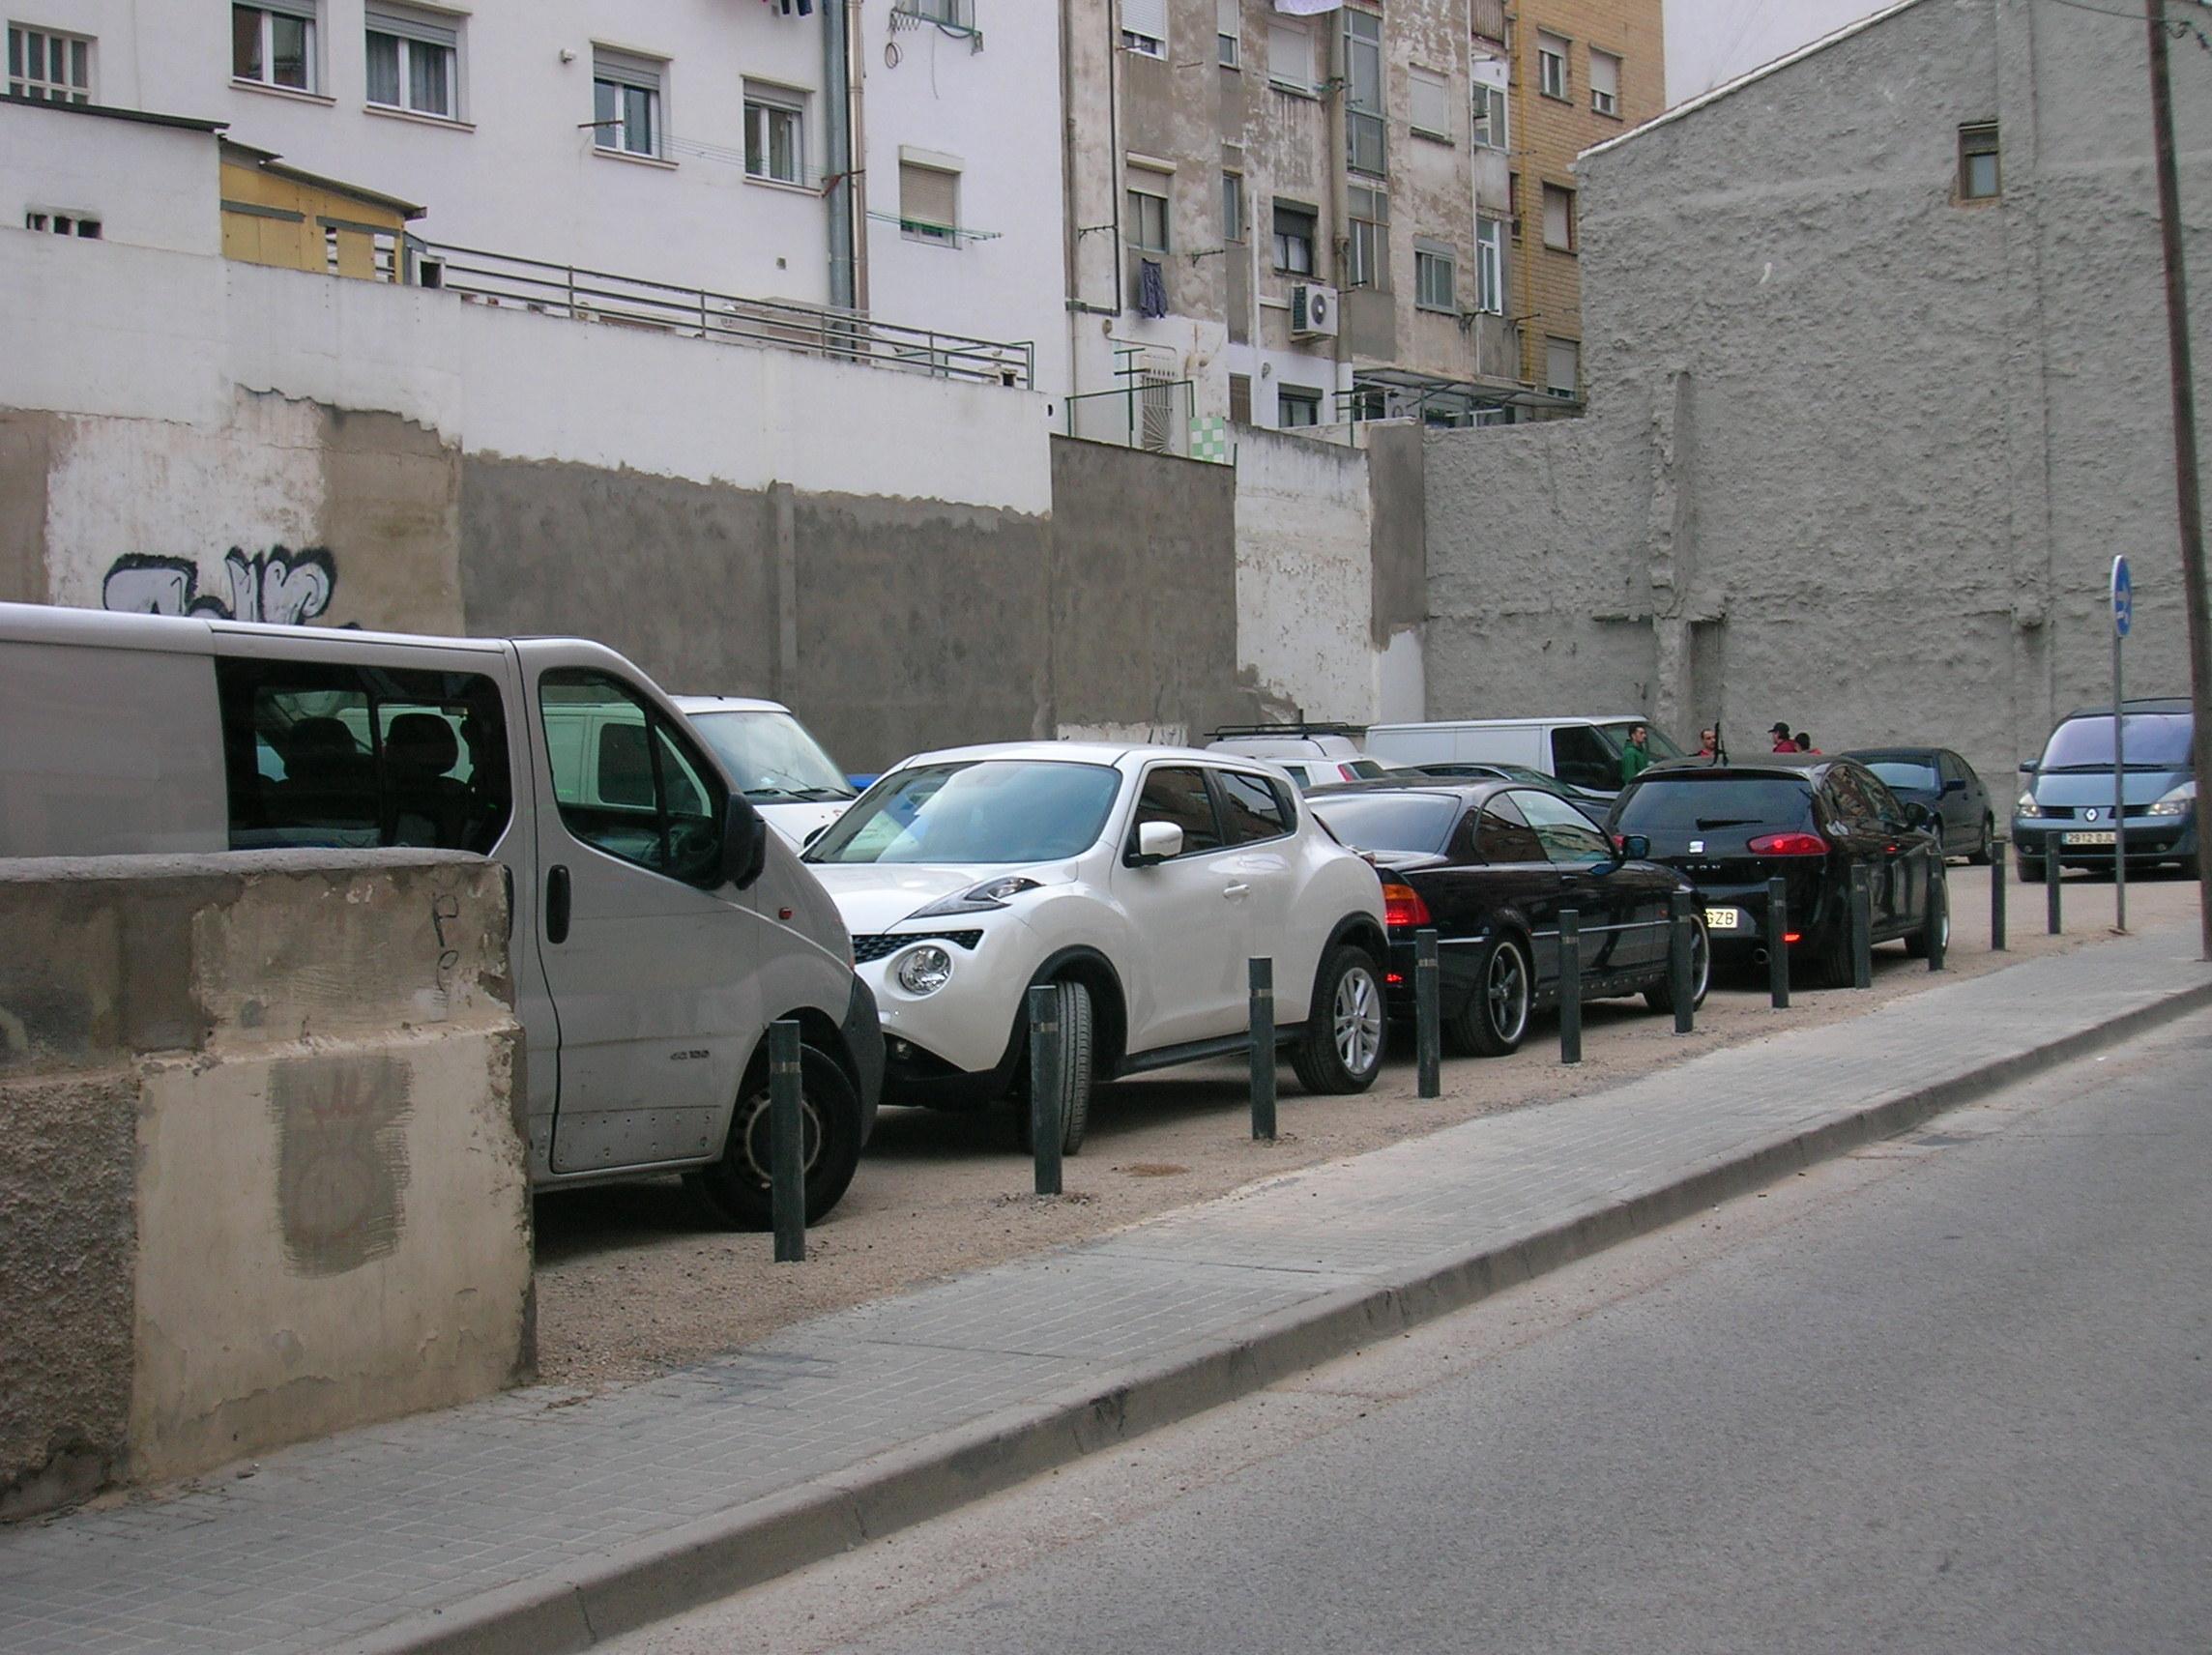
xmin=689 ymin=1044 xmax=863 ymax=1230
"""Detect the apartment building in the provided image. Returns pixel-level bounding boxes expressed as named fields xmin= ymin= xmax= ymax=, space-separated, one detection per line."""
xmin=1499 ymin=0 xmax=1664 ymax=400
xmin=5 ymin=3 xmax=1063 ymax=385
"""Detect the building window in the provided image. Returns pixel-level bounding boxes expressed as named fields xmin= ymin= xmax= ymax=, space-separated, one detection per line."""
xmin=1410 ymin=67 xmax=1451 ymax=142
xmin=1537 ymin=30 xmax=1568 ymax=102
xmin=233 ymin=2 xmax=317 ymax=93
xmin=744 ymin=88 xmax=805 ymax=184
xmin=1278 ymin=385 xmax=1322 ymax=428
xmin=1542 ymin=183 xmax=1575 ymax=252
xmin=1267 ymin=17 xmax=1311 ymax=93
xmin=1589 ymin=48 xmax=1620 ymax=117
xmin=898 ymin=0 xmax=974 ymax=24
xmin=1271 ymin=200 xmax=1316 ymax=275
xmin=1221 ymin=170 xmax=1244 ymax=242
xmin=1475 ymin=216 xmax=1504 ymax=314
xmin=1217 ymin=0 xmax=1239 ymax=67
xmin=1229 ymin=372 xmax=1253 ymax=424
xmin=1121 ymin=0 xmax=1165 ymax=58
xmin=593 ymin=49 xmax=663 ymax=159
xmin=365 ymin=8 xmax=457 ymax=120
xmin=1127 ymin=169 xmax=1171 ymax=252
xmin=1546 ymin=335 xmax=1580 ymax=397
xmin=1959 ymin=122 xmax=2000 ymax=200
xmin=8 ymin=23 xmax=92 ymax=102
xmin=1414 ymin=242 xmax=1455 ymax=312
xmin=1472 ymin=79 xmax=1507 ymax=150
xmin=1344 ymin=9 xmax=1383 ymax=174
xmin=1348 ymin=185 xmax=1387 ymax=289
xmin=900 ymin=160 xmax=959 ymax=244
xmin=24 ymin=211 xmax=102 ymax=238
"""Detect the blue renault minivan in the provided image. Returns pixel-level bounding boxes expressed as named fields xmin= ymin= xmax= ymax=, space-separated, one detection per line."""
xmin=2013 ymin=698 xmax=2197 ymax=882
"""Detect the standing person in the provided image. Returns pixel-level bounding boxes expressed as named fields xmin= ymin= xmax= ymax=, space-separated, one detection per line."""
xmin=1620 ymin=723 xmax=1652 ymax=788
xmin=1770 ymin=720 xmax=1796 ymax=753
xmin=1697 ymin=727 xmax=1720 ymax=762
xmin=1794 ymin=731 xmax=1819 ymax=753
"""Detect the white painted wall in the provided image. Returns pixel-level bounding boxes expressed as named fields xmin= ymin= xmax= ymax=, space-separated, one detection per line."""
xmin=1231 ymin=422 xmax=1378 ymax=720
xmin=1664 ymin=0 xmax=1890 ymax=104
xmin=0 ymin=101 xmax=219 ymax=255
xmin=857 ymin=3 xmax=1068 ymax=394
xmin=37 ymin=0 xmax=835 ymax=304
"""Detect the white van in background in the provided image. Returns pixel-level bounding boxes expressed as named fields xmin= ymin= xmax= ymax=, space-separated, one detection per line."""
xmin=673 ymin=694 xmax=858 ymax=847
xmin=0 ymin=603 xmax=880 ymax=1229
xmin=1205 ymin=723 xmax=1390 ymax=791
xmin=1364 ymin=716 xmax=1685 ymax=796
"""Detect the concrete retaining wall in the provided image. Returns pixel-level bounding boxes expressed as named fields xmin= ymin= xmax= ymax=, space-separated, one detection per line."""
xmin=0 ymin=851 xmax=529 ymax=1519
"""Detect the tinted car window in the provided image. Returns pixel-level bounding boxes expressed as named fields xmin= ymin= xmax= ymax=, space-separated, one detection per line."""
xmin=1515 ymin=788 xmax=1612 ymax=864
xmin=1308 ymin=793 xmax=1458 ymax=855
xmin=1822 ymin=766 xmax=1887 ymax=829
xmin=1474 ymin=792 xmax=1544 ymax=861
xmin=1598 ymin=720 xmax=1684 ymax=760
xmin=1130 ymin=766 xmax=1223 ymax=856
xmin=539 ymin=670 xmax=726 ymax=885
xmin=1864 ymin=759 xmax=1939 ymax=792
xmin=2041 ymin=712 xmax=2193 ymax=769
xmin=1613 ymin=776 xmax=1816 ymax=833
xmin=1215 ymin=769 xmax=1293 ymax=842
xmin=1550 ymin=725 xmax=1618 ymax=792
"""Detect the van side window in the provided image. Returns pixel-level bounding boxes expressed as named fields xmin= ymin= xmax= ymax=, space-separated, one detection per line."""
xmin=215 ymin=658 xmax=511 ymax=853
xmin=539 ymin=670 xmax=727 ymax=886
xmin=1550 ymin=725 xmax=1617 ymax=793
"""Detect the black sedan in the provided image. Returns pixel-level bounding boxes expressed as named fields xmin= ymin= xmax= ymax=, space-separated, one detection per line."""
xmin=1607 ymin=758 xmax=1949 ymax=987
xmin=1308 ymin=781 xmax=1708 ymax=1058
xmin=1840 ymin=746 xmax=1995 ymax=863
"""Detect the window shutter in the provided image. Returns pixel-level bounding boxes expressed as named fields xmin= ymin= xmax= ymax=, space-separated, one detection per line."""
xmin=1122 ymin=0 xmax=1167 ymax=41
xmin=1543 ymin=186 xmax=1571 ymax=249
xmin=1266 ymin=20 xmax=1309 ymax=89
xmin=366 ymin=7 xmax=456 ymax=48
xmin=1589 ymin=51 xmax=1619 ymax=102
xmin=1216 ymin=0 xmax=1239 ymax=37
xmin=900 ymin=162 xmax=958 ymax=233
xmin=1410 ymin=68 xmax=1450 ymax=137
xmin=1546 ymin=337 xmax=1579 ymax=395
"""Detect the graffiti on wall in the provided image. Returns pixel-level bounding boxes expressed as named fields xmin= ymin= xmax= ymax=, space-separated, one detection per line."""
xmin=102 ymin=547 xmax=338 ymax=625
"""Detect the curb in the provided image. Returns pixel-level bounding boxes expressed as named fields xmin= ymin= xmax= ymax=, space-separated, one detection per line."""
xmin=343 ymin=971 xmax=2212 ymax=1655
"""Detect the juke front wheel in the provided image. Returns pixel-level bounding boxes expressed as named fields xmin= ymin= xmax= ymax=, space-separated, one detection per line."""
xmin=1291 ymin=945 xmax=1385 ymax=1093
xmin=1010 ymin=978 xmax=1096 ymax=1156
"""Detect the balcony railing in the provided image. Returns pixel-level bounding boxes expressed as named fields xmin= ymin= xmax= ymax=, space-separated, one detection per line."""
xmin=414 ymin=242 xmax=1034 ymax=390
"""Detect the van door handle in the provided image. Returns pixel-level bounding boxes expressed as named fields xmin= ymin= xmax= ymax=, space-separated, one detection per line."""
xmin=1222 ymin=883 xmax=1249 ymax=900
xmin=501 ymin=864 xmax=515 ymax=943
xmin=546 ymin=865 xmax=571 ymax=945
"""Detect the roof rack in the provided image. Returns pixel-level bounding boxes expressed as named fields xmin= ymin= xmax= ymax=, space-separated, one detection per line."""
xmin=1208 ymin=720 xmax=1370 ymax=740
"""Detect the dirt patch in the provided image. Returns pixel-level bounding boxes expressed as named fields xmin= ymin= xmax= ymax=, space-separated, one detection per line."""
xmin=532 ymin=866 xmax=2195 ymax=1388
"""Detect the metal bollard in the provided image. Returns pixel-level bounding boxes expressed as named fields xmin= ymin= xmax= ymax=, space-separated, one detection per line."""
xmin=1249 ymin=956 xmax=1276 ymax=1142
xmin=2046 ymin=857 xmax=2062 ymax=936
xmin=770 ymin=1019 xmax=805 ymax=1263
xmin=1414 ymin=928 xmax=1441 ymax=1100
xmin=1848 ymin=866 xmax=1874 ymax=990
xmin=1027 ymin=983 xmax=1062 ymax=1197
xmin=1668 ymin=891 xmax=1696 ymax=1034
xmin=1991 ymin=837 xmax=2007 ymax=952
xmin=1558 ymin=909 xmax=1583 ymax=1065
xmin=1927 ymin=865 xmax=1947 ymax=973
xmin=1767 ymin=877 xmax=1791 ymax=1008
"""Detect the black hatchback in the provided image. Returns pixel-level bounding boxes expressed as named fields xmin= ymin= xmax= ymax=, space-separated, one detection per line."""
xmin=1607 ymin=758 xmax=1948 ymax=986
xmin=1309 ymin=781 xmax=1708 ymax=1058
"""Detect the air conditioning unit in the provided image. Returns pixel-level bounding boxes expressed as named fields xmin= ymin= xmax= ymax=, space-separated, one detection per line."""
xmin=1291 ymin=282 xmax=1339 ymax=339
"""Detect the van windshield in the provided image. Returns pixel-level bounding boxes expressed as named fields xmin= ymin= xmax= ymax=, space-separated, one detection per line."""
xmin=2041 ymin=713 xmax=2193 ymax=770
xmin=805 ymin=761 xmax=1122 ymax=865
xmin=685 ymin=710 xmax=854 ymax=802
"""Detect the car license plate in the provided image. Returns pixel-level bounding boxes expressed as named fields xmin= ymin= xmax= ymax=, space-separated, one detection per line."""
xmin=1704 ymin=906 xmax=1740 ymax=930
xmin=2062 ymin=830 xmax=2117 ymax=846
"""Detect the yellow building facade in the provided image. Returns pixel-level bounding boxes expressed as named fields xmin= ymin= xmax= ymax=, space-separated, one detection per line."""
xmin=218 ymin=141 xmax=422 ymax=281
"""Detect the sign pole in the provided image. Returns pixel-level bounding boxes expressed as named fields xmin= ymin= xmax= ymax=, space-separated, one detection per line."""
xmin=2112 ymin=555 xmax=2131 ymax=934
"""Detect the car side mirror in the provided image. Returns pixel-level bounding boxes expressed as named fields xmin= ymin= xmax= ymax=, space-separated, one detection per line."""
xmin=723 ymin=796 xmax=770 ymax=889
xmin=2019 ymin=759 xmax=2039 ymax=774
xmin=1130 ymin=820 xmax=1184 ymax=865
xmin=1901 ymin=802 xmax=1935 ymax=830
xmin=803 ymin=824 xmax=829 ymax=847
xmin=1943 ymin=777 xmax=1966 ymax=795
xmin=1620 ymin=833 xmax=1651 ymax=860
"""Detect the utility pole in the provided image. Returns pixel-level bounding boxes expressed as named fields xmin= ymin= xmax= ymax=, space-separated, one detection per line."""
xmin=2145 ymin=0 xmax=2212 ymax=959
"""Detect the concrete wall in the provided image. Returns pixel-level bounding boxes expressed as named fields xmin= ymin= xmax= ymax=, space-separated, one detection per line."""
xmin=1424 ymin=0 xmax=2212 ymax=790
xmin=0 ymin=852 xmax=528 ymax=1519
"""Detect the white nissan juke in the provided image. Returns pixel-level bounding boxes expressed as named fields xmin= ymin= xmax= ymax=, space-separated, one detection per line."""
xmin=800 ymin=742 xmax=1389 ymax=1151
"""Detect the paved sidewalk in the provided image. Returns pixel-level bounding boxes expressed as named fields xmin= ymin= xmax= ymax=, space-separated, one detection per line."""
xmin=4 ymin=932 xmax=2208 ymax=1655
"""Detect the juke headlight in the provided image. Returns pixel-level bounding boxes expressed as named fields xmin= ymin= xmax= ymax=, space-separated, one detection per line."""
xmin=895 ymin=944 xmax=954 ymax=996
xmin=913 ymin=876 xmax=1041 ymax=917
xmin=2148 ymin=780 xmax=2197 ymax=818
xmin=2016 ymin=791 xmax=2043 ymax=820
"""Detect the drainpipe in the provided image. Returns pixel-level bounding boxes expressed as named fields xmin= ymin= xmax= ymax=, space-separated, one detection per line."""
xmin=1325 ymin=11 xmax=1351 ymax=430
xmin=825 ymin=0 xmax=857 ymax=311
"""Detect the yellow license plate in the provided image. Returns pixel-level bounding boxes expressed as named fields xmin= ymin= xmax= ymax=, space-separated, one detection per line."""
xmin=1704 ymin=907 xmax=1740 ymax=930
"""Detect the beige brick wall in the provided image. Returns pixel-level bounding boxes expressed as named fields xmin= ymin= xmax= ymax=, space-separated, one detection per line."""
xmin=1505 ymin=0 xmax=1664 ymax=390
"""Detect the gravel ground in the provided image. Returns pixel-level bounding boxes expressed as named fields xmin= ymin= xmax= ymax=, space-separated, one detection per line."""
xmin=532 ymin=863 xmax=2196 ymax=1388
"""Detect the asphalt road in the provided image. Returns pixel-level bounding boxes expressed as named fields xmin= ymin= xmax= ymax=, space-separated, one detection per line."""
xmin=607 ymin=1004 xmax=2212 ymax=1655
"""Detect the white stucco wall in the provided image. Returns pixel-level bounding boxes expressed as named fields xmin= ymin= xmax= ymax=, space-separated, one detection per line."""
xmin=1232 ymin=423 xmax=1379 ymax=720
xmin=0 ymin=101 xmax=219 ymax=256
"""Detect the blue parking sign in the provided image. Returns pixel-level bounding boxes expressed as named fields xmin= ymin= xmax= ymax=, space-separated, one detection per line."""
xmin=2112 ymin=556 xmax=2133 ymax=638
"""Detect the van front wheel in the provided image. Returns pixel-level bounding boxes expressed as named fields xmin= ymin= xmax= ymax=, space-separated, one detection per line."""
xmin=689 ymin=1044 xmax=863 ymax=1230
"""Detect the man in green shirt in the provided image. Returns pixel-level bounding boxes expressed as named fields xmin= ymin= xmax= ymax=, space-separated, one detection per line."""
xmin=1619 ymin=723 xmax=1652 ymax=788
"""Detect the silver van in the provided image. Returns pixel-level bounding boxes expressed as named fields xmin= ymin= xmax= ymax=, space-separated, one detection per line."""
xmin=1364 ymin=716 xmax=1685 ymax=796
xmin=0 ymin=603 xmax=880 ymax=1228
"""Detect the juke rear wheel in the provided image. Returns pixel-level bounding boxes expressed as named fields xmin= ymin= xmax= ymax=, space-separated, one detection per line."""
xmin=1291 ymin=945 xmax=1385 ymax=1093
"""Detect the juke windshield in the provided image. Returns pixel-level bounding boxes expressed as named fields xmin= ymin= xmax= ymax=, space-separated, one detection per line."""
xmin=805 ymin=760 xmax=1123 ymax=865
